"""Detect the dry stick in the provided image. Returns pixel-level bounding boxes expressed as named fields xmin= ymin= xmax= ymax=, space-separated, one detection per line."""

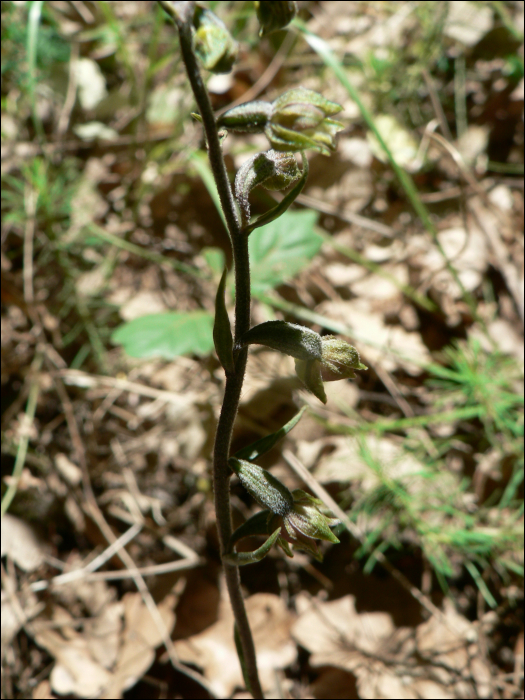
xmin=1 ymin=352 xmax=43 ymax=517
xmin=159 ymin=3 xmax=263 ymax=696
xmin=56 ymin=41 xmax=78 ymax=137
xmin=23 ymin=184 xmax=37 ymax=305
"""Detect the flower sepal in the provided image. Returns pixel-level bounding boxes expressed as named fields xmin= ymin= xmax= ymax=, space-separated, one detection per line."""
xmin=295 ymin=336 xmax=368 ymax=403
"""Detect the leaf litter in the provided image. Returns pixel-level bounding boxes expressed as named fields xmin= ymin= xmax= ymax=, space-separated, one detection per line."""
xmin=1 ymin=1 xmax=523 ymax=698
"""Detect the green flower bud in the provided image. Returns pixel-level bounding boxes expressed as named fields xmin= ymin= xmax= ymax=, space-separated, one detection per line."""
xmin=229 ymin=487 xmax=340 ymax=563
xmin=269 ymin=489 xmax=340 ymax=561
xmin=295 ymin=336 xmax=367 ymax=403
xmin=239 ymin=320 xmax=322 ymax=361
xmin=255 ymin=1 xmax=297 ymax=37
xmin=229 ymin=458 xmax=294 ymax=516
xmin=258 ymin=151 xmax=301 ymax=191
xmin=217 ymin=101 xmax=273 ymax=133
xmin=193 ymin=6 xmax=238 ymax=74
xmin=234 ymin=150 xmax=300 ymax=224
xmin=318 ymin=336 xmax=367 ymax=381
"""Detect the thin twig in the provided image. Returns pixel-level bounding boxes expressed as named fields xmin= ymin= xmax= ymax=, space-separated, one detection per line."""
xmin=1 ymin=352 xmax=43 ymax=517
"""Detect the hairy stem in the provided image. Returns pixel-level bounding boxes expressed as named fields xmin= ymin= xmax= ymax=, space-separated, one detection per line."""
xmin=161 ymin=2 xmax=262 ymax=697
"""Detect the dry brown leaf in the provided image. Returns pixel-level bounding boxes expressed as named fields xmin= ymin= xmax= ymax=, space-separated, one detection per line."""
xmin=31 ymin=584 xmax=177 ymax=699
xmin=310 ymin=435 xmax=424 ymax=488
xmin=119 ymin=291 xmax=167 ymax=321
xmin=84 ymin=601 xmax=123 ymax=670
xmin=102 ymin=591 xmax=177 ymax=698
xmin=1 ymin=586 xmax=42 ymax=661
xmin=316 ymin=299 xmax=430 ymax=375
xmin=292 ymin=594 xmax=493 ymax=699
xmin=1 ymin=513 xmax=47 ymax=573
xmin=173 ymin=589 xmax=297 ymax=697
xmin=443 ymin=1 xmax=493 ymax=46
xmin=33 ymin=626 xmax=113 ymax=699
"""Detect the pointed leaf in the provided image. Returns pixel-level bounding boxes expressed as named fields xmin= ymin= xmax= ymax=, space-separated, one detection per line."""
xmin=234 ymin=624 xmax=252 ymax=695
xmin=235 ymin=407 xmax=306 ymax=461
xmin=213 ymin=267 xmax=234 ymax=373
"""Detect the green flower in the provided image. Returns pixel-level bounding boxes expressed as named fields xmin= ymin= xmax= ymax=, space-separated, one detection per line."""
xmin=267 ymin=88 xmax=344 ymax=155
xmin=229 ymin=459 xmax=339 ymax=561
xmin=217 ymin=88 xmax=344 ymax=155
xmin=295 ymin=336 xmax=368 ymax=404
xmin=269 ymin=489 xmax=340 ymax=561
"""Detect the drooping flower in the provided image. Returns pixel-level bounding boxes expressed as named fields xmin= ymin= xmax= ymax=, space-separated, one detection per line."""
xmin=269 ymin=489 xmax=340 ymax=561
xmin=229 ymin=459 xmax=340 ymax=561
xmin=217 ymin=87 xmax=344 ymax=155
xmin=193 ymin=6 xmax=238 ymax=74
xmin=295 ymin=336 xmax=368 ymax=404
xmin=267 ymin=88 xmax=344 ymax=155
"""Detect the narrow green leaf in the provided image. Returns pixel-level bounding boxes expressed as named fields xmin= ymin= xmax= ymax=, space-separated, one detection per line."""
xmin=213 ymin=267 xmax=234 ymax=373
xmin=464 ymin=560 xmax=498 ymax=608
xmin=235 ymin=406 xmax=306 ymax=461
xmin=224 ymin=527 xmax=281 ymax=566
xmin=190 ymin=151 xmax=228 ymax=231
xmin=111 ymin=311 xmax=214 ymax=359
xmin=244 ymin=152 xmax=309 ymax=235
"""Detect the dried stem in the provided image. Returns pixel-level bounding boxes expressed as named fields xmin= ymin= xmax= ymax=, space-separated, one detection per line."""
xmin=159 ymin=2 xmax=262 ymax=697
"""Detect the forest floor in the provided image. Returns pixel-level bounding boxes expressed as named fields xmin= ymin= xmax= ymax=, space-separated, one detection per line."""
xmin=1 ymin=2 xmax=524 ymax=698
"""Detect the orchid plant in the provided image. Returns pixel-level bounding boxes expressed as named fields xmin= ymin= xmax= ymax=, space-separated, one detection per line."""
xmin=158 ymin=2 xmax=366 ymax=696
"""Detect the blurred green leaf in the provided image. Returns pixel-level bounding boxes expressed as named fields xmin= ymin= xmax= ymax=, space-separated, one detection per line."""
xmin=111 ymin=311 xmax=214 ymax=359
xmin=249 ymin=210 xmax=321 ymax=294
xmin=202 ymin=246 xmax=226 ymax=276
